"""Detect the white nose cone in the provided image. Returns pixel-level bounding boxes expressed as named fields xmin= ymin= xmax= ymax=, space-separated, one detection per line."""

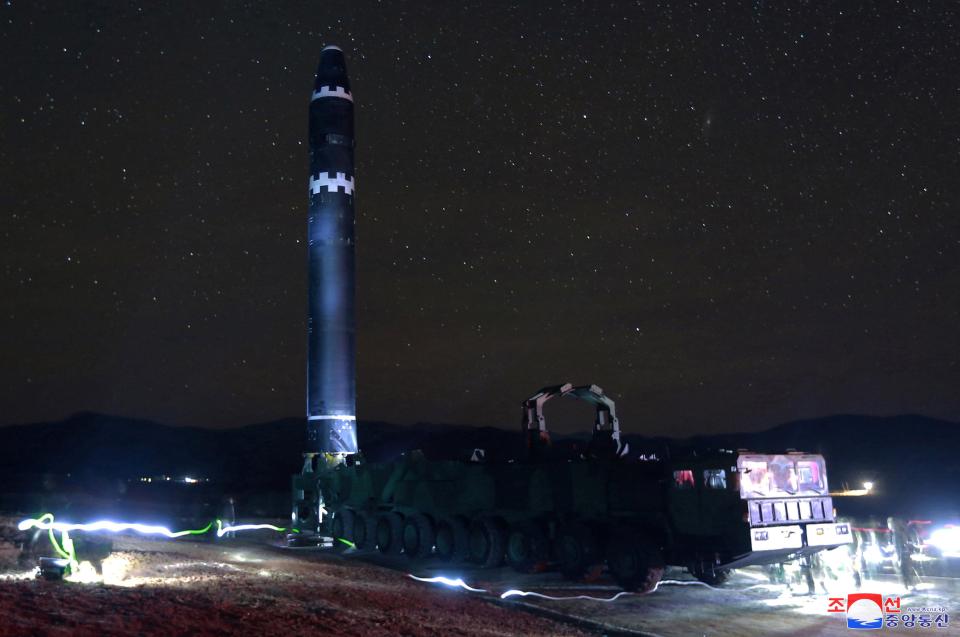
xmin=322 ymin=44 xmax=342 ymax=52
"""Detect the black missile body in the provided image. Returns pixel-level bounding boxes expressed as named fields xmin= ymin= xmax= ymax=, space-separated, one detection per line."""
xmin=306 ymin=45 xmax=357 ymax=454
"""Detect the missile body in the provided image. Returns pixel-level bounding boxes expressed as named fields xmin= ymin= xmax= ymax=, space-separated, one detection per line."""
xmin=306 ymin=45 xmax=357 ymax=454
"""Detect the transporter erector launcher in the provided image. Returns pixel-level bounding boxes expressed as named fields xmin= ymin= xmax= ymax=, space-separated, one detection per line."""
xmin=291 ymin=50 xmax=852 ymax=584
xmin=306 ymin=45 xmax=358 ymax=455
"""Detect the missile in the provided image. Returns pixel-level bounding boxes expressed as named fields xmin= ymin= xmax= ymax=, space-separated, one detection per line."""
xmin=306 ymin=45 xmax=357 ymax=455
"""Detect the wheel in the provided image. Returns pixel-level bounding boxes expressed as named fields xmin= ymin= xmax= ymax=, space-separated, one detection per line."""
xmin=606 ymin=532 xmax=664 ymax=592
xmin=468 ymin=516 xmax=507 ymax=568
xmin=506 ymin=521 xmax=550 ymax=573
xmin=555 ymin=521 xmax=601 ymax=579
xmin=435 ymin=515 xmax=470 ymax=563
xmin=353 ymin=511 xmax=378 ymax=550
xmin=402 ymin=513 xmax=436 ymax=559
xmin=688 ymin=561 xmax=731 ymax=586
xmin=376 ymin=512 xmax=405 ymax=555
xmin=331 ymin=508 xmax=355 ymax=544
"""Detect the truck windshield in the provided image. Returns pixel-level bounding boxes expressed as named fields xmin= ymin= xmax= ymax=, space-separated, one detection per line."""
xmin=737 ymin=454 xmax=827 ymax=498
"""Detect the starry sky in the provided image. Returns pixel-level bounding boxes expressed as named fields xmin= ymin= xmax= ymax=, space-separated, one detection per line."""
xmin=2 ymin=1 xmax=958 ymax=436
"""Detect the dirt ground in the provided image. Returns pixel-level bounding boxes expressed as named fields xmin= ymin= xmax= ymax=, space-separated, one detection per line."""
xmin=0 ymin=520 xmax=587 ymax=637
xmin=497 ymin=569 xmax=958 ymax=636
xmin=1 ymin=516 xmax=957 ymax=637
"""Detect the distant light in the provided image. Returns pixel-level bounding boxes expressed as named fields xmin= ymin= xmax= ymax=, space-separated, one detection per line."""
xmin=863 ymin=544 xmax=886 ymax=564
xmin=928 ymin=527 xmax=960 ymax=557
xmin=863 ymin=481 xmax=874 ymax=492
xmin=183 ymin=477 xmax=198 ymax=484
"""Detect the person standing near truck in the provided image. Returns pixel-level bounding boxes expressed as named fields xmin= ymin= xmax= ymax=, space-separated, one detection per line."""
xmin=888 ymin=517 xmax=916 ymax=590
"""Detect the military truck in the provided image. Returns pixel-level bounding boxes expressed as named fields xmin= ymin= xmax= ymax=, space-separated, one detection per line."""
xmin=292 ymin=384 xmax=852 ymax=591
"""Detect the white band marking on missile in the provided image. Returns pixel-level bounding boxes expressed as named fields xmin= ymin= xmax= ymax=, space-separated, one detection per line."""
xmin=308 ymin=415 xmax=357 ymax=421
xmin=309 ymin=172 xmax=354 ymax=195
xmin=312 ymin=86 xmax=353 ymax=102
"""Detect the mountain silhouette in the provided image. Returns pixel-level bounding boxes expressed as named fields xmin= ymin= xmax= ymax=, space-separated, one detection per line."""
xmin=1 ymin=412 xmax=957 ymax=518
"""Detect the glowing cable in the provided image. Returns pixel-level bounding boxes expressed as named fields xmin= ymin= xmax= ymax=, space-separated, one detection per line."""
xmin=501 ymin=579 xmax=722 ymax=601
xmin=215 ymin=520 xmax=290 ymax=537
xmin=407 ymin=572 xmax=722 ymax=601
xmin=652 ymin=579 xmax=725 ymax=592
xmin=500 ymin=589 xmax=635 ymax=601
xmin=408 ymin=574 xmax=487 ymax=593
xmin=48 ymin=527 xmax=69 ymax=559
xmin=61 ymin=530 xmax=76 ymax=564
xmin=47 ymin=520 xmax=71 ymax=560
xmin=18 ymin=513 xmax=298 ymax=578
xmin=19 ymin=517 xmax=214 ymax=538
xmin=32 ymin=514 xmax=76 ymax=574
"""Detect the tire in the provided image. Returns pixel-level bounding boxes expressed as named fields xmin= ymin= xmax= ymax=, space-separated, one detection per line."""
xmin=468 ymin=516 xmax=507 ymax=568
xmin=331 ymin=508 xmax=355 ymax=544
xmin=606 ymin=532 xmax=664 ymax=592
xmin=688 ymin=561 xmax=731 ymax=586
xmin=435 ymin=516 xmax=470 ymax=563
xmin=376 ymin=512 xmax=405 ymax=555
xmin=353 ymin=511 xmax=378 ymax=550
xmin=707 ymin=569 xmax=732 ymax=586
xmin=402 ymin=513 xmax=436 ymax=559
xmin=555 ymin=521 xmax=601 ymax=579
xmin=506 ymin=521 xmax=550 ymax=573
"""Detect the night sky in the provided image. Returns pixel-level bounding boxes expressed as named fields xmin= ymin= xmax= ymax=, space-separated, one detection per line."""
xmin=2 ymin=2 xmax=958 ymax=436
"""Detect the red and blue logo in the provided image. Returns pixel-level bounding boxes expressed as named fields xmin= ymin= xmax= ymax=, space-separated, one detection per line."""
xmin=829 ymin=593 xmax=949 ymax=630
xmin=844 ymin=593 xmax=884 ymax=630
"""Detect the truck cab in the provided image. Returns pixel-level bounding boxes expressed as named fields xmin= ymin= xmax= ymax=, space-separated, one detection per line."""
xmin=739 ymin=453 xmax=851 ymax=553
xmin=667 ymin=451 xmax=852 ymax=572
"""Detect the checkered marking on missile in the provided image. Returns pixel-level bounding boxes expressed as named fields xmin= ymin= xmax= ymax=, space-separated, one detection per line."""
xmin=312 ymin=86 xmax=353 ymax=102
xmin=310 ymin=172 xmax=354 ymax=195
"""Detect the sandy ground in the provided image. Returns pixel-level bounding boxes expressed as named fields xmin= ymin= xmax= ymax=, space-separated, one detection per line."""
xmin=1 ymin=516 xmax=957 ymax=637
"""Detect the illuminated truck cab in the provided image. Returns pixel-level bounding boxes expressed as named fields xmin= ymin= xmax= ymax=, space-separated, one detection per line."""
xmin=737 ymin=453 xmax=852 ymax=553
